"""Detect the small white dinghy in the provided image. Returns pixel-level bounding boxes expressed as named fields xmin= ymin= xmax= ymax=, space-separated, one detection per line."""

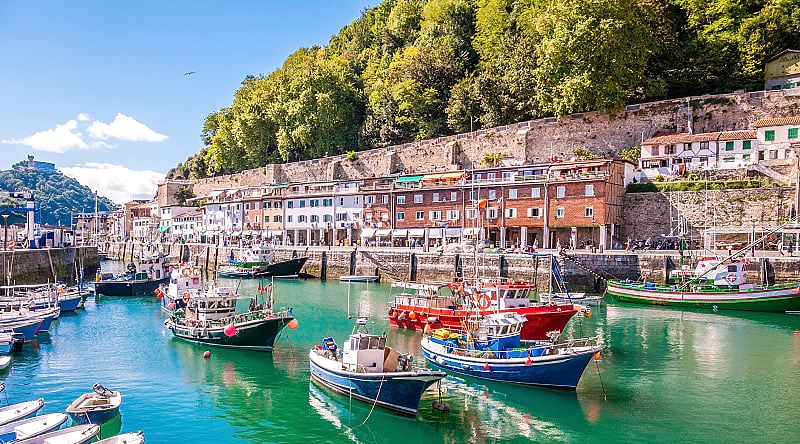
xmin=14 ymin=424 xmax=99 ymax=444
xmin=0 ymin=355 xmax=11 ymax=371
xmin=338 ymin=275 xmax=380 ymax=283
xmin=0 ymin=397 xmax=45 ymax=427
xmin=0 ymin=413 xmax=68 ymax=442
xmin=95 ymin=431 xmax=145 ymax=444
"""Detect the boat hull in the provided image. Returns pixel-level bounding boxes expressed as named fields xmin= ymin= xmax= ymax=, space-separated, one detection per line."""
xmin=339 ymin=275 xmax=380 ymax=283
xmin=308 ymin=351 xmax=445 ymax=416
xmin=95 ymin=276 xmax=170 ymax=296
xmin=606 ymin=281 xmax=800 ymax=313
xmin=253 ymin=257 xmax=308 ymax=278
xmin=167 ymin=315 xmax=292 ymax=351
xmin=389 ymin=305 xmax=577 ymax=341
xmin=59 ymin=295 xmax=83 ymax=312
xmin=2 ymin=319 xmax=42 ymax=342
xmin=421 ymin=338 xmax=600 ymax=389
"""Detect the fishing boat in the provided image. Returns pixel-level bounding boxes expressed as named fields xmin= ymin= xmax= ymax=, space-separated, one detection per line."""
xmin=338 ymin=275 xmax=380 ymax=283
xmin=0 ymin=413 xmax=68 ymax=442
xmin=388 ymin=280 xmax=579 ymax=341
xmin=66 ymin=384 xmax=122 ymax=425
xmin=95 ymin=431 xmax=145 ymax=444
xmin=542 ymin=293 xmax=604 ymax=306
xmin=421 ymin=313 xmax=603 ymax=389
xmin=607 ymin=257 xmax=800 ymax=313
xmin=163 ymin=273 xmax=294 ymax=351
xmin=95 ymin=254 xmax=170 ymax=296
xmin=0 ymin=396 xmax=44 ymax=427
xmin=309 ymin=318 xmax=446 ymax=416
xmin=1 ymin=319 xmax=42 ymax=342
xmin=217 ymin=244 xmax=307 ymax=279
xmin=0 ymin=356 xmax=10 ymax=371
xmin=14 ymin=424 xmax=100 ymax=444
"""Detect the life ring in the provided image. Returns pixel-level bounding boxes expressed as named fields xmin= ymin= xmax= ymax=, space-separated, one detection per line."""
xmin=182 ymin=292 xmax=191 ymax=304
xmin=57 ymin=287 xmax=65 ymax=296
xmin=192 ymin=267 xmax=201 ymax=277
xmin=181 ymin=268 xmax=192 ymax=277
xmin=476 ymin=294 xmax=491 ymax=310
xmin=725 ymin=273 xmax=737 ymax=284
xmin=388 ymin=308 xmax=395 ymax=317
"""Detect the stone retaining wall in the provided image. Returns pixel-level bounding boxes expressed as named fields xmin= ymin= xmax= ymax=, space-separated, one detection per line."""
xmin=4 ymin=247 xmax=99 ymax=285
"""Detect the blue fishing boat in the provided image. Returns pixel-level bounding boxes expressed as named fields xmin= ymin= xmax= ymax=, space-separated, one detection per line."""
xmin=30 ymin=308 xmax=59 ymax=333
xmin=66 ymin=384 xmax=122 ymax=425
xmin=309 ymin=318 xmax=446 ymax=416
xmin=2 ymin=319 xmax=42 ymax=342
xmin=421 ymin=313 xmax=602 ymax=390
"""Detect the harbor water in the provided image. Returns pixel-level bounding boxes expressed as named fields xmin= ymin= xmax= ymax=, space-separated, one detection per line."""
xmin=3 ymin=262 xmax=800 ymax=443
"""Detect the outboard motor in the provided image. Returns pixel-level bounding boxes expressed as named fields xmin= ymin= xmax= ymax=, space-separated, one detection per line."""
xmin=92 ymin=383 xmax=113 ymax=398
xmin=126 ymin=263 xmax=137 ymax=274
xmin=397 ymin=354 xmax=413 ymax=372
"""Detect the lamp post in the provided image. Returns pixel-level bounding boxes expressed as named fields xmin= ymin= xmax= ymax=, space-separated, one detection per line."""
xmin=2 ymin=214 xmax=8 ymax=290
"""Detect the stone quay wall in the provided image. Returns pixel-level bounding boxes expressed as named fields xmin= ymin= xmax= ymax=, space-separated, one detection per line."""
xmin=620 ymin=188 xmax=794 ymax=241
xmin=104 ymin=242 xmax=800 ymax=292
xmin=4 ymin=247 xmax=99 ymax=285
xmin=190 ymin=90 xmax=800 ymax=196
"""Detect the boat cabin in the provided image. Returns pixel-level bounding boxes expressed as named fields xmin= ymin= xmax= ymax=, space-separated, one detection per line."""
xmin=185 ymin=292 xmax=237 ymax=323
xmin=706 ymin=261 xmax=748 ymax=287
xmin=466 ymin=313 xmax=525 ymax=351
xmin=131 ymin=254 xmax=169 ymax=280
xmin=473 ymin=283 xmax=535 ymax=310
xmin=241 ymin=244 xmax=274 ymax=264
xmin=168 ymin=265 xmax=203 ymax=298
xmin=391 ymin=282 xmax=455 ymax=309
xmin=341 ymin=332 xmax=388 ymax=373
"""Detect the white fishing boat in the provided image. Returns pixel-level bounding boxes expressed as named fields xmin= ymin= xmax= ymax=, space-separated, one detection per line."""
xmin=14 ymin=424 xmax=99 ymax=444
xmin=0 ymin=356 xmax=11 ymax=371
xmin=95 ymin=431 xmax=145 ymax=444
xmin=338 ymin=275 xmax=380 ymax=283
xmin=0 ymin=398 xmax=44 ymax=427
xmin=0 ymin=413 xmax=68 ymax=442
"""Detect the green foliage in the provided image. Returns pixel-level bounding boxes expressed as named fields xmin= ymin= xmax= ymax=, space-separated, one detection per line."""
xmin=174 ymin=186 xmax=196 ymax=206
xmin=345 ymin=150 xmax=359 ymax=161
xmin=653 ymin=174 xmax=665 ymax=182
xmin=481 ymin=152 xmax=506 ymax=166
xmin=627 ymin=179 xmax=766 ymax=192
xmin=619 ymin=145 xmax=641 ymax=163
xmin=167 ymin=0 xmax=800 ymax=179
xmin=0 ymin=165 xmax=116 ymax=226
xmin=572 ymin=147 xmax=603 ymax=160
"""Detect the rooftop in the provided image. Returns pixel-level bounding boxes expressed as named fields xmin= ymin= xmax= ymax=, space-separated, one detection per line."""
xmin=643 ymin=130 xmax=756 ymax=145
xmin=754 ymin=116 xmax=800 ymax=128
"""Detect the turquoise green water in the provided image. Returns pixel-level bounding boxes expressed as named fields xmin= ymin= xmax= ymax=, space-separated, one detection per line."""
xmin=3 ymin=262 xmax=800 ymax=443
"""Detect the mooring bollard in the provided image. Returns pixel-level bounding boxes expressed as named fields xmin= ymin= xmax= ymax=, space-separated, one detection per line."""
xmin=410 ymin=253 xmax=418 ymax=282
xmin=320 ymin=251 xmax=328 ymax=281
xmin=454 ymin=254 xmax=462 ymax=278
xmin=499 ymin=255 xmax=509 ymax=278
xmin=349 ymin=250 xmax=357 ymax=276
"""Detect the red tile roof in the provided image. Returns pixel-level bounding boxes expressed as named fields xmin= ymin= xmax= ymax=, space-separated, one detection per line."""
xmin=643 ymin=130 xmax=756 ymax=145
xmin=754 ymin=116 xmax=800 ymax=127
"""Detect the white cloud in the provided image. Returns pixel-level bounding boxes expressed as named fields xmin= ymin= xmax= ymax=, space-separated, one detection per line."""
xmin=61 ymin=163 xmax=165 ymax=204
xmin=2 ymin=120 xmax=88 ymax=153
xmin=88 ymin=113 xmax=168 ymax=142
xmin=77 ymin=113 xmax=91 ymax=121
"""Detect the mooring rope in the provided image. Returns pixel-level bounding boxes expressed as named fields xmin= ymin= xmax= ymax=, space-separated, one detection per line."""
xmin=357 ymin=375 xmax=386 ymax=427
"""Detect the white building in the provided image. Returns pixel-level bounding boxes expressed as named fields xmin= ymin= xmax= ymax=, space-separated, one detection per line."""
xmin=158 ymin=205 xmax=196 ymax=241
xmin=172 ymin=209 xmax=204 ymax=242
xmin=201 ymin=189 xmax=244 ymax=245
xmin=333 ymin=181 xmax=363 ymax=245
xmin=639 ymin=130 xmax=757 ymax=176
xmin=755 ymin=116 xmax=800 ymax=162
xmin=283 ymin=182 xmax=336 ymax=246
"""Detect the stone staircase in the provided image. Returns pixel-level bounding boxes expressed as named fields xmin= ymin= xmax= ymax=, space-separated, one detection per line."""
xmin=747 ymin=163 xmax=793 ymax=186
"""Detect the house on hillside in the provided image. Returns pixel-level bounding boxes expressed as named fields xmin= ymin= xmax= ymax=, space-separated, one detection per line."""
xmin=755 ymin=116 xmax=800 ymax=162
xmin=765 ymin=49 xmax=800 ymax=91
xmin=639 ymin=130 xmax=757 ymax=176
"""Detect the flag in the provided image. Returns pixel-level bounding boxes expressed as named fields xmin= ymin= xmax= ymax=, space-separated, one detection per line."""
xmin=257 ymin=282 xmax=263 ymax=293
xmin=266 ymin=284 xmax=273 ymax=294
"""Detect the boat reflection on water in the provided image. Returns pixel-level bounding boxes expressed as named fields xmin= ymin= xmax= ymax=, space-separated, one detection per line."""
xmin=307 ymin=384 xmax=363 ymax=444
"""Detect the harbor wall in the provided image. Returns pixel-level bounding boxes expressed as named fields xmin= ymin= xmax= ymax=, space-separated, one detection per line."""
xmin=4 ymin=246 xmax=99 ymax=285
xmin=189 ymin=90 xmax=800 ymax=195
xmin=620 ymin=188 xmax=794 ymax=241
xmin=103 ymin=242 xmax=800 ymax=292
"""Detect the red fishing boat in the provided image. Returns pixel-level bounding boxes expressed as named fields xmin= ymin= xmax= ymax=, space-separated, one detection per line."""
xmin=387 ymin=279 xmax=580 ymax=340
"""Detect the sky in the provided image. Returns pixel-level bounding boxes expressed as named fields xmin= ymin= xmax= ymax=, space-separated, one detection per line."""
xmin=0 ymin=0 xmax=379 ymax=203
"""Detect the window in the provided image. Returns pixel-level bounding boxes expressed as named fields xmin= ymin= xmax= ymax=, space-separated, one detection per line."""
xmin=287 ymin=201 xmax=294 ymax=209
xmin=556 ymin=186 xmax=566 ymax=198
xmin=770 ymin=150 xmax=778 ymax=160
xmin=299 ymin=200 xmax=306 ymax=208
xmin=336 ymin=213 xmax=347 ymax=221
xmin=699 ymin=141 xmax=709 ymax=149
xmin=585 ymin=184 xmax=595 ymax=197
xmin=365 ymin=195 xmax=375 ymax=205
xmin=432 ymin=193 xmax=440 ymax=202
xmin=505 ymin=208 xmax=517 ymax=218
xmin=502 ymin=172 xmax=513 ymax=181
xmin=531 ymin=187 xmax=541 ymax=198
xmin=585 ymin=207 xmax=594 ymax=217
xmin=397 ymin=196 xmax=406 ymax=205
xmin=325 ymin=214 xmax=333 ymax=223
xmin=527 ymin=208 xmax=541 ymax=218
xmin=765 ymin=130 xmax=775 ymax=141
xmin=275 ymin=201 xmax=282 ymax=208
xmin=652 ymin=146 xmax=660 ymax=156
xmin=486 ymin=208 xmax=498 ymax=219
xmin=470 ymin=191 xmax=477 ymax=201
xmin=447 ymin=210 xmax=459 ymax=221
xmin=264 ymin=201 xmax=272 ymax=209
xmin=416 ymin=211 xmax=424 ymax=220
xmin=429 ymin=210 xmax=442 ymax=221
xmin=556 ymin=207 xmax=565 ymax=218
xmin=310 ymin=215 xmax=319 ymax=223
xmin=414 ymin=194 xmax=423 ymax=204
xmin=509 ymin=189 xmax=518 ymax=199
xmin=466 ymin=209 xmax=478 ymax=219
xmin=396 ymin=212 xmax=405 ymax=221
xmin=314 ymin=199 xmax=323 ymax=208
xmin=451 ymin=192 xmax=457 ymax=201
xmin=666 ymin=144 xmax=676 ymax=155
xmin=488 ymin=190 xmax=497 ymax=200
xmin=298 ymin=215 xmax=306 ymax=223
xmin=743 ymin=140 xmax=751 ymax=150
xmin=723 ymin=156 xmax=735 ymax=163
xmin=244 ymin=203 xmax=250 ymax=210
xmin=323 ymin=198 xmax=332 ymax=207
xmin=790 ymin=128 xmax=799 ymax=139
xmin=487 ymin=173 xmax=496 ymax=181
xmin=743 ymin=154 xmax=751 ymax=162
xmin=382 ymin=195 xmax=389 ymax=204
xmin=725 ymin=141 xmax=734 ymax=151
xmin=254 ymin=215 xmax=259 ymax=224
xmin=273 ymin=215 xmax=281 ymax=222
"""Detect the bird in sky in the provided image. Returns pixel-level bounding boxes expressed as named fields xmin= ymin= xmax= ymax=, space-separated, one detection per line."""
xmin=184 ymin=71 xmax=195 ymax=76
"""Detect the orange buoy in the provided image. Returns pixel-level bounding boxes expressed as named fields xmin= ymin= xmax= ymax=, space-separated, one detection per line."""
xmin=203 ymin=351 xmax=211 ymax=359
xmin=409 ymin=312 xmax=417 ymax=320
xmin=287 ymin=319 xmax=299 ymax=330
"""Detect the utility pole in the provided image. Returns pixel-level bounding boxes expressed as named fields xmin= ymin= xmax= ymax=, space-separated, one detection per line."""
xmin=2 ymin=214 xmax=8 ymax=291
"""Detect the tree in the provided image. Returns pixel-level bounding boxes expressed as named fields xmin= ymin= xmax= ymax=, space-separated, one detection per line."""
xmin=174 ymin=186 xmax=196 ymax=206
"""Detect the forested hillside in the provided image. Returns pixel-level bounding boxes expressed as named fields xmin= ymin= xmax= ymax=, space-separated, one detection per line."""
xmin=168 ymin=0 xmax=800 ymax=180
xmin=0 ymin=163 xmax=116 ymax=226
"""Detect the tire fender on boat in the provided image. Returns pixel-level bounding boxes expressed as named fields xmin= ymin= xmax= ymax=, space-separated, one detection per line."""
xmin=182 ymin=292 xmax=191 ymax=304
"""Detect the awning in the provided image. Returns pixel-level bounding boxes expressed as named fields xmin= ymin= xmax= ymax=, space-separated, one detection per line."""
xmin=231 ymin=231 xmax=242 ymax=236
xmin=408 ymin=228 xmax=426 ymax=237
xmin=266 ymin=230 xmax=284 ymax=236
xmin=156 ymin=226 xmax=169 ymax=233
xmin=550 ymin=161 xmax=607 ymax=170
xmin=208 ymin=190 xmax=224 ymax=198
xmin=422 ymin=172 xmax=465 ymax=182
xmin=375 ymin=229 xmax=391 ymax=237
xmin=243 ymin=230 xmax=254 ymax=236
xmin=463 ymin=227 xmax=482 ymax=236
xmin=269 ymin=183 xmax=289 ymax=188
xmin=428 ymin=229 xmax=443 ymax=238
xmin=395 ymin=175 xmax=423 ymax=183
xmin=445 ymin=228 xmax=462 ymax=237
xmin=361 ymin=228 xmax=376 ymax=237
xmin=392 ymin=229 xmax=408 ymax=237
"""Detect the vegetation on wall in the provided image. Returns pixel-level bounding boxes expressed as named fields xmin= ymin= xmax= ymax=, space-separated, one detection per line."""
xmin=168 ymin=0 xmax=800 ymax=180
